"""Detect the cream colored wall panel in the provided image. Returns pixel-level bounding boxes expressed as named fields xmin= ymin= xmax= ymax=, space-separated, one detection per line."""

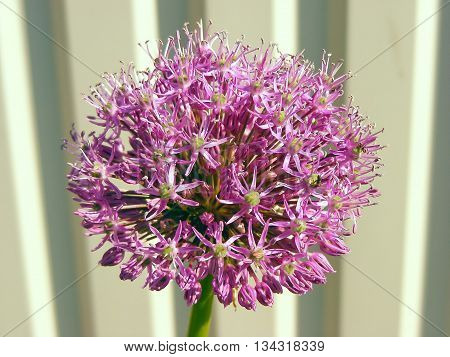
xmin=0 ymin=73 xmax=33 ymax=338
xmin=272 ymin=0 xmax=298 ymax=54
xmin=297 ymin=0 xmax=348 ymax=337
xmin=0 ymin=0 xmax=57 ymax=337
xmin=131 ymin=0 xmax=177 ymax=337
xmin=205 ymin=0 xmax=272 ymax=46
xmin=341 ymin=0 xmax=417 ymax=336
xmin=132 ymin=0 xmax=159 ymax=69
xmin=274 ymin=293 xmax=298 ymax=337
xmin=422 ymin=0 xmax=450 ymax=336
xmin=23 ymin=0 xmax=83 ymax=337
xmin=400 ymin=0 xmax=439 ymax=337
xmin=59 ymin=0 xmax=153 ymax=336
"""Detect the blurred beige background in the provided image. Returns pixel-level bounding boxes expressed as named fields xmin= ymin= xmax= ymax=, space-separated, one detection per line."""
xmin=0 ymin=0 xmax=449 ymax=337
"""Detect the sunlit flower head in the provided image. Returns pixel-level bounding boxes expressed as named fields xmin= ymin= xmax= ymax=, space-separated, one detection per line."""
xmin=66 ymin=22 xmax=383 ymax=310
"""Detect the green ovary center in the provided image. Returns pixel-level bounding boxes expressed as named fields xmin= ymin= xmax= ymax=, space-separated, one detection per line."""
xmin=212 ymin=93 xmax=227 ymax=104
xmin=250 ymin=248 xmax=264 ymax=261
xmin=159 ymin=184 xmax=173 ymax=199
xmin=289 ymin=138 xmax=303 ymax=153
xmin=193 ymin=136 xmax=205 ymax=149
xmin=308 ymin=173 xmax=321 ymax=187
xmin=352 ymin=144 xmax=363 ymax=159
xmin=177 ymin=74 xmax=188 ymax=84
xmin=277 ymin=111 xmax=286 ymax=123
xmin=244 ymin=191 xmax=260 ymax=206
xmin=214 ymin=243 xmax=228 ymax=258
xmin=332 ymin=195 xmax=343 ymax=209
xmin=162 ymin=246 xmax=173 ymax=257
xmin=152 ymin=149 xmax=164 ymax=159
xmin=284 ymin=263 xmax=295 ymax=275
xmin=293 ymin=219 xmax=307 ymax=233
xmin=318 ymin=96 xmax=327 ymax=105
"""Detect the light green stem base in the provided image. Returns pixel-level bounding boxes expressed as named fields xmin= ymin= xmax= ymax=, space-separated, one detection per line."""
xmin=187 ymin=275 xmax=213 ymax=337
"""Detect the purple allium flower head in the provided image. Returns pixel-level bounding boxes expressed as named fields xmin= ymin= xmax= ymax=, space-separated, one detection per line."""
xmin=66 ymin=21 xmax=383 ymax=309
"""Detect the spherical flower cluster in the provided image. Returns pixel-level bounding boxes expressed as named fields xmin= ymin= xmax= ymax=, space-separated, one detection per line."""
xmin=66 ymin=23 xmax=383 ymax=310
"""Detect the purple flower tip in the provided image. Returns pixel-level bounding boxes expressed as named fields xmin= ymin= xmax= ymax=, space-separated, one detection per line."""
xmin=99 ymin=247 xmax=125 ymax=266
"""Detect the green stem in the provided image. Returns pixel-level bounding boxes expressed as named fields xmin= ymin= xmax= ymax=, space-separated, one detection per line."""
xmin=187 ymin=275 xmax=214 ymax=337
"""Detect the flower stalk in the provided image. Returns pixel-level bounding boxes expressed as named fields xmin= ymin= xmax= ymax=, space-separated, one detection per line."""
xmin=187 ymin=275 xmax=214 ymax=337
